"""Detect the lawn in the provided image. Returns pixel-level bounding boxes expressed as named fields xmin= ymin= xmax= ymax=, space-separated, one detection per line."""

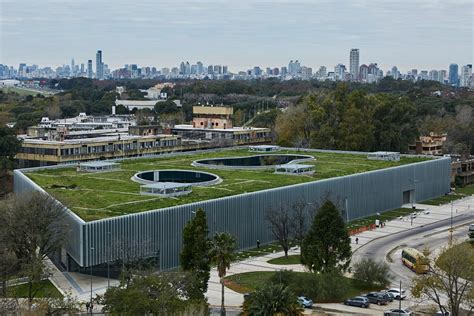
xmin=345 ymin=207 xmax=418 ymax=231
xmin=267 ymin=255 xmax=301 ymax=265
xmin=225 ymin=271 xmax=381 ymax=303
xmin=7 ymin=280 xmax=62 ymax=298
xmin=1 ymin=86 xmax=40 ymax=96
xmin=421 ymin=184 xmax=473 ymax=206
xmin=26 ymin=149 xmax=427 ymax=221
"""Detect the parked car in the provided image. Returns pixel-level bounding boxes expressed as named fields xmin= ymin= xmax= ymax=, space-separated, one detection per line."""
xmin=380 ymin=291 xmax=394 ymax=302
xmin=344 ymin=296 xmax=370 ymax=308
xmin=469 ymin=224 xmax=474 ymax=232
xmin=364 ymin=292 xmax=390 ymax=305
xmin=384 ymin=308 xmax=413 ymax=316
xmin=386 ymin=288 xmax=407 ymax=300
xmin=297 ymin=296 xmax=313 ymax=308
xmin=435 ymin=310 xmax=450 ymax=316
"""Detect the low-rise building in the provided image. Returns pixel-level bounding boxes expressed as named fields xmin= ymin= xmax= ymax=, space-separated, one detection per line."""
xmin=451 ymin=157 xmax=474 ymax=186
xmin=16 ymin=132 xmax=182 ymax=168
xmin=408 ymin=133 xmax=447 ymax=155
xmin=173 ymin=105 xmax=272 ymax=145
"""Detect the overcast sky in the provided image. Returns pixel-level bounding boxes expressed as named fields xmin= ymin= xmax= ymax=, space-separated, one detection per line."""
xmin=0 ymin=0 xmax=472 ymax=72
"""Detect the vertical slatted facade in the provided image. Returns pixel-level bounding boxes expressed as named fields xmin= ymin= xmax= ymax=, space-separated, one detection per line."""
xmin=14 ymin=157 xmax=451 ymax=270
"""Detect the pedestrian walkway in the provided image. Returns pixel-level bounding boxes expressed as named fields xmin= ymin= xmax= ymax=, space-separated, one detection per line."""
xmin=205 ymin=195 xmax=474 ymax=308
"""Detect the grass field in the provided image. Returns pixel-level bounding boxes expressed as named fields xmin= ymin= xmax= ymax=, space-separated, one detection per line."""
xmin=421 ymin=184 xmax=473 ymax=206
xmin=225 ymin=271 xmax=381 ymax=302
xmin=1 ymin=86 xmax=41 ymax=96
xmin=7 ymin=280 xmax=62 ymax=298
xmin=267 ymin=255 xmax=301 ymax=265
xmin=26 ymin=149 xmax=427 ymax=221
xmin=346 ymin=207 xmax=418 ymax=231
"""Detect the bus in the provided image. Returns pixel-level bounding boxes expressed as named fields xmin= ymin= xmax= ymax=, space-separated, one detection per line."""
xmin=401 ymin=248 xmax=429 ymax=274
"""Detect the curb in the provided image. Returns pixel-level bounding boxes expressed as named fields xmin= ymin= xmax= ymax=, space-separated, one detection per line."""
xmin=351 ymin=212 xmax=471 ymax=257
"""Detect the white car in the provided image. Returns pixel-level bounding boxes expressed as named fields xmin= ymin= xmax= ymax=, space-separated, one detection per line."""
xmin=386 ymin=288 xmax=407 ymax=300
xmin=384 ymin=308 xmax=412 ymax=316
xmin=469 ymin=224 xmax=474 ymax=232
xmin=297 ymin=296 xmax=313 ymax=308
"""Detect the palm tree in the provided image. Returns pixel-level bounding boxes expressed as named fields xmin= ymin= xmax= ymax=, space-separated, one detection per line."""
xmin=243 ymin=283 xmax=303 ymax=316
xmin=209 ymin=232 xmax=236 ymax=316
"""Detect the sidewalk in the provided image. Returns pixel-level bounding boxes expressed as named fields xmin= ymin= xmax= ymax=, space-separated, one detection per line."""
xmin=205 ymin=195 xmax=474 ymax=308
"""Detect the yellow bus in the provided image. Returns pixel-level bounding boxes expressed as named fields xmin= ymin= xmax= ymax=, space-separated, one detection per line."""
xmin=401 ymin=248 xmax=429 ymax=274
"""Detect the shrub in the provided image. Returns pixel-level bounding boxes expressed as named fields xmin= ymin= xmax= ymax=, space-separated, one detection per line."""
xmin=352 ymin=258 xmax=392 ymax=287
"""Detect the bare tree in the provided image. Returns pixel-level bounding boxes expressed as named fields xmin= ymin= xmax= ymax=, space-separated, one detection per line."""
xmin=265 ymin=205 xmax=292 ymax=258
xmin=289 ymin=200 xmax=315 ymax=248
xmin=0 ymin=192 xmax=68 ymax=307
xmin=411 ymin=242 xmax=474 ymax=316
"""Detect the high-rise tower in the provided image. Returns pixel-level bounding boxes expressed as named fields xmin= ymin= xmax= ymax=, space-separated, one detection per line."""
xmin=87 ymin=60 xmax=93 ymax=79
xmin=349 ymin=49 xmax=360 ymax=81
xmin=96 ymin=50 xmax=103 ymax=80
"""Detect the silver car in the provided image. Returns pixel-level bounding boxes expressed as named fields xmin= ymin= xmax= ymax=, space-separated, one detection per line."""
xmin=384 ymin=308 xmax=413 ymax=316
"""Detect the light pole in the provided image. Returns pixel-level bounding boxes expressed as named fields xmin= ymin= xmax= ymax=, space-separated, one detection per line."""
xmin=90 ymin=246 xmax=94 ymax=313
xmin=107 ymin=232 xmax=111 ymax=289
xmin=450 ymin=200 xmax=454 ymax=243
xmin=398 ymin=280 xmax=402 ymax=315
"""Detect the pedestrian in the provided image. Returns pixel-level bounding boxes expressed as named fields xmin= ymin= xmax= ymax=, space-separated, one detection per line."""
xmin=85 ymin=302 xmax=90 ymax=312
xmin=90 ymin=302 xmax=94 ymax=313
xmin=256 ymin=239 xmax=260 ymax=249
xmin=355 ymin=237 xmax=359 ymax=244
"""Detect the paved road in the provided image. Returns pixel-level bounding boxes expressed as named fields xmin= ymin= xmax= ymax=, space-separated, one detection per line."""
xmin=353 ymin=211 xmax=474 ymax=286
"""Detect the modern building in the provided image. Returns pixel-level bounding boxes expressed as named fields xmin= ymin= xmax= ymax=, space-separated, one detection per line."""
xmin=349 ymin=49 xmax=360 ymax=81
xmin=460 ymin=64 xmax=472 ymax=87
xmin=96 ymin=50 xmax=103 ymax=80
xmin=14 ymin=149 xmax=451 ymax=273
xmin=449 ymin=63 xmax=459 ymax=87
xmin=16 ymin=127 xmax=182 ymax=168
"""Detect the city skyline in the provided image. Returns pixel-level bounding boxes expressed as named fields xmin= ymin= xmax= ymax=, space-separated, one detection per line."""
xmin=1 ymin=0 xmax=472 ymax=71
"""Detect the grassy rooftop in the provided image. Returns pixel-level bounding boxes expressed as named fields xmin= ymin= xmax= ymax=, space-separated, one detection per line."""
xmin=26 ymin=149 xmax=427 ymax=221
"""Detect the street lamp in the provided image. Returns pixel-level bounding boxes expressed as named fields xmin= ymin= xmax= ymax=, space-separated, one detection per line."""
xmin=90 ymin=246 xmax=94 ymax=313
xmin=107 ymin=232 xmax=111 ymax=289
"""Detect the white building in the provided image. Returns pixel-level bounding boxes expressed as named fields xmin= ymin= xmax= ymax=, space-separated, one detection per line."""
xmin=349 ymin=49 xmax=360 ymax=81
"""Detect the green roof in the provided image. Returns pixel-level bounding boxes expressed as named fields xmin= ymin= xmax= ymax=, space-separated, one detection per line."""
xmin=26 ymin=149 xmax=428 ymax=221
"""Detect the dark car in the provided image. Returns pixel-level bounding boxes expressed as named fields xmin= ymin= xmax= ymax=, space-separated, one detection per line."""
xmin=381 ymin=291 xmax=394 ymax=302
xmin=365 ymin=292 xmax=390 ymax=305
xmin=344 ymin=296 xmax=370 ymax=308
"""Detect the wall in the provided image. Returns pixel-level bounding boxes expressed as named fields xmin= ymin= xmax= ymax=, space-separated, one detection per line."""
xmin=14 ymin=154 xmax=451 ymax=271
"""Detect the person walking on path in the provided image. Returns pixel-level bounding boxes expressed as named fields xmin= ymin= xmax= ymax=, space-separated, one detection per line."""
xmin=355 ymin=237 xmax=359 ymax=244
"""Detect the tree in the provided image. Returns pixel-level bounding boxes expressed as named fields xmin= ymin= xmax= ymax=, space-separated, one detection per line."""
xmin=101 ymin=272 xmax=207 ymax=315
xmin=265 ymin=206 xmax=292 ymax=258
xmin=352 ymin=258 xmax=393 ymax=287
xmin=0 ymin=192 xmax=68 ymax=307
xmin=209 ymin=232 xmax=236 ymax=316
xmin=301 ymin=200 xmax=351 ymax=273
xmin=289 ymin=201 xmax=314 ymax=248
xmin=0 ymin=127 xmax=22 ymax=196
xmin=411 ymin=242 xmax=474 ymax=316
xmin=243 ymin=283 xmax=303 ymax=316
xmin=180 ymin=208 xmax=211 ymax=299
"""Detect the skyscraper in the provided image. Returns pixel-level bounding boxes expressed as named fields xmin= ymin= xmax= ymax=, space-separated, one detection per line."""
xmin=449 ymin=64 xmax=459 ymax=86
xmin=196 ymin=61 xmax=203 ymax=74
xmin=87 ymin=60 xmax=93 ymax=79
xmin=460 ymin=64 xmax=472 ymax=87
xmin=349 ymin=49 xmax=360 ymax=81
xmin=95 ymin=50 xmax=103 ymax=80
xmin=70 ymin=59 xmax=75 ymax=77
